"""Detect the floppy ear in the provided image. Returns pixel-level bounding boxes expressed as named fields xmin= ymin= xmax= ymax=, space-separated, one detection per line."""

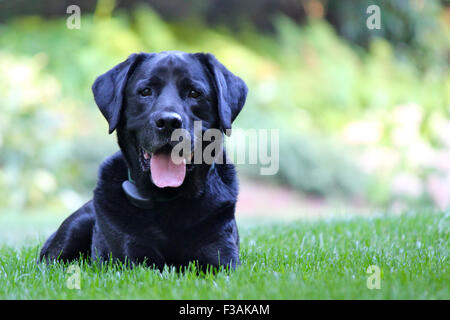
xmin=92 ymin=53 xmax=143 ymax=134
xmin=197 ymin=53 xmax=248 ymax=136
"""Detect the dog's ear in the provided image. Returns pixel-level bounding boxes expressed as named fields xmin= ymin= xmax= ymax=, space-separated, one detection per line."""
xmin=92 ymin=53 xmax=143 ymax=134
xmin=197 ymin=53 xmax=248 ymax=136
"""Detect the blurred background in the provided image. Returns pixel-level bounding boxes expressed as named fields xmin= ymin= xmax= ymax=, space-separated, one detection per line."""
xmin=0 ymin=0 xmax=449 ymax=239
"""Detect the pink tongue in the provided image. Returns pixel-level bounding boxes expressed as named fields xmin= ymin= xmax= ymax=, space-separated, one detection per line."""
xmin=150 ymin=153 xmax=186 ymax=188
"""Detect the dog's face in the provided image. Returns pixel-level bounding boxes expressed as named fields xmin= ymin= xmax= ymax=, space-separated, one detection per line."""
xmin=92 ymin=51 xmax=247 ymax=192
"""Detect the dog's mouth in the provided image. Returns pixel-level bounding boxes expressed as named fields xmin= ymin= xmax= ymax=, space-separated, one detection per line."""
xmin=139 ymin=145 xmax=193 ymax=189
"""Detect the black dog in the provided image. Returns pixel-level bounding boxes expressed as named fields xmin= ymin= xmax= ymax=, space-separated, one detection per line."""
xmin=39 ymin=51 xmax=248 ymax=270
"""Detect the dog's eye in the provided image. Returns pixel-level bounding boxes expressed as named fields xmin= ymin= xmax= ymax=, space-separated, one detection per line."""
xmin=140 ymin=88 xmax=152 ymax=97
xmin=188 ymin=89 xmax=201 ymax=99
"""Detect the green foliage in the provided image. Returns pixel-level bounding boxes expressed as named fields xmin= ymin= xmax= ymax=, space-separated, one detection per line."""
xmin=0 ymin=52 xmax=116 ymax=210
xmin=0 ymin=5 xmax=448 ymax=211
xmin=327 ymin=0 xmax=449 ymax=71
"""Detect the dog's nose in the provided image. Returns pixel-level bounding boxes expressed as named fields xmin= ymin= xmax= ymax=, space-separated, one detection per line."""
xmin=155 ymin=112 xmax=183 ymax=131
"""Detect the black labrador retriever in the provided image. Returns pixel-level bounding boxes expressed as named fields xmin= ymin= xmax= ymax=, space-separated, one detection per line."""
xmin=39 ymin=51 xmax=248 ymax=270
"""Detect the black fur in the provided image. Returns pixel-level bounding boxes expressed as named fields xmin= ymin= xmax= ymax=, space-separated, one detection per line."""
xmin=39 ymin=51 xmax=247 ymax=270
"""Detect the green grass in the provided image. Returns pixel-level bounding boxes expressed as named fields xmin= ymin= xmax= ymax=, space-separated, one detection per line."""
xmin=0 ymin=212 xmax=448 ymax=299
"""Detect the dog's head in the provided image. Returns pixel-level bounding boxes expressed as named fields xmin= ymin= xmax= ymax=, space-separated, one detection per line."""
xmin=92 ymin=51 xmax=247 ymax=195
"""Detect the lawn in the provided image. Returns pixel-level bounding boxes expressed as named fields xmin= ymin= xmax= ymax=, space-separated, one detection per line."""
xmin=0 ymin=212 xmax=448 ymax=299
